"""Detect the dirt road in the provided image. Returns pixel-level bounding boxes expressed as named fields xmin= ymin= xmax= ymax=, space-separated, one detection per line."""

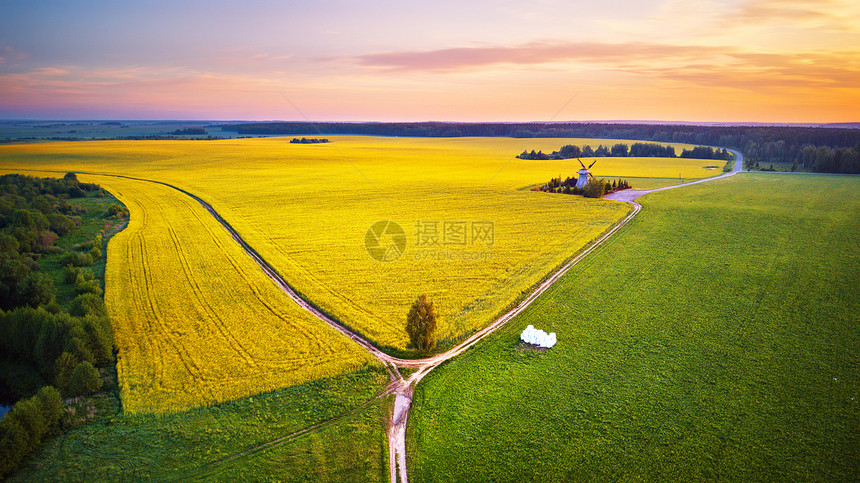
xmin=605 ymin=149 xmax=743 ymax=202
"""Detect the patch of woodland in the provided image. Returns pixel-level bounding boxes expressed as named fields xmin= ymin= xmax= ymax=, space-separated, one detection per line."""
xmin=0 ymin=173 xmax=127 ymax=478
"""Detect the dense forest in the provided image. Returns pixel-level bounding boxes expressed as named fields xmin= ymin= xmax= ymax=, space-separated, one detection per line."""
xmin=517 ymin=142 xmax=732 ymax=161
xmin=0 ymin=173 xmax=126 ymax=478
xmin=223 ymin=122 xmax=860 ymax=173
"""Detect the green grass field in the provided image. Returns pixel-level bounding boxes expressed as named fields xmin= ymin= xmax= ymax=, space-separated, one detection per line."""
xmin=407 ymin=173 xmax=860 ymax=481
xmin=10 ymin=367 xmax=390 ymax=481
xmin=35 ymin=189 xmax=127 ymax=310
xmin=188 ymin=395 xmax=391 ymax=482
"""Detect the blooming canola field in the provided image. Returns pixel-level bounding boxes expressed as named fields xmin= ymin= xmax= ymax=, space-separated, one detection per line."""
xmin=0 ymin=137 xmax=720 ymax=354
xmin=79 ymin=173 xmax=379 ymax=413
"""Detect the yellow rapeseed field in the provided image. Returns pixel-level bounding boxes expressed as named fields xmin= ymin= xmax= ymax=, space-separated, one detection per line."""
xmin=82 ymin=173 xmax=379 ymax=414
xmin=0 ymin=136 xmax=720 ymax=353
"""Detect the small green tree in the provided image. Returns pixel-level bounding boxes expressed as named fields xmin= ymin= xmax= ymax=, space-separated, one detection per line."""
xmin=582 ymin=177 xmax=606 ymax=198
xmin=82 ymin=316 xmax=113 ymax=365
xmin=54 ymin=351 xmax=79 ymax=391
xmin=74 ymin=271 xmax=102 ymax=295
xmin=70 ymin=293 xmax=107 ymax=317
xmin=16 ymin=272 xmax=55 ymax=308
xmin=107 ymin=203 xmax=129 ymax=218
xmin=35 ymin=386 xmax=63 ymax=427
xmin=0 ymin=416 xmax=29 ymax=477
xmin=406 ymin=294 xmax=438 ymax=353
xmin=0 ymin=386 xmax=63 ymax=478
xmin=67 ymin=361 xmax=101 ymax=397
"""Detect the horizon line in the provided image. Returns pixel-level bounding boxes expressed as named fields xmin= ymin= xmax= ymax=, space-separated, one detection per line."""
xmin=1 ymin=119 xmax=858 ymax=127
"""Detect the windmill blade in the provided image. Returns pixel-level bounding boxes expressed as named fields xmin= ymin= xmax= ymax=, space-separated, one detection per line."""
xmin=589 ymin=172 xmax=595 ymax=178
xmin=577 ymin=158 xmax=586 ymax=169
xmin=588 ymin=160 xmax=597 ymax=169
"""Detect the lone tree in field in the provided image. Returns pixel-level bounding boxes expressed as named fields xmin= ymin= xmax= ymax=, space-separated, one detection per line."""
xmin=407 ymin=294 xmax=437 ymax=352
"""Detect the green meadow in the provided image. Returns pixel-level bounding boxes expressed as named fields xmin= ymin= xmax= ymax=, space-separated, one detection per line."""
xmin=10 ymin=368 xmax=390 ymax=481
xmin=407 ymin=173 xmax=860 ymax=481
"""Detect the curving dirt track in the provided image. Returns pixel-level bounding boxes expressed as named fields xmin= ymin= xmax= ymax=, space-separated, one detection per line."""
xmin=605 ymin=149 xmax=743 ymax=202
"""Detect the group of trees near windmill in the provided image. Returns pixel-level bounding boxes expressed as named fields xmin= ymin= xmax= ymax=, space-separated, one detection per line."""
xmin=227 ymin=122 xmax=860 ymax=173
xmin=539 ymin=176 xmax=631 ymax=198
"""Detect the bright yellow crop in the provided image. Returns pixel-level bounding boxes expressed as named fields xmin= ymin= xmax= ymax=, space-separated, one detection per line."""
xmin=82 ymin=174 xmax=379 ymax=414
xmin=0 ymin=136 xmax=719 ymax=354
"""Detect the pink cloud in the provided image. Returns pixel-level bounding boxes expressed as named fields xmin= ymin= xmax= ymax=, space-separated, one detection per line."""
xmin=32 ymin=67 xmax=70 ymax=77
xmin=346 ymin=41 xmax=729 ymax=72
xmin=730 ymin=0 xmax=842 ymax=22
xmin=341 ymin=39 xmax=860 ymax=91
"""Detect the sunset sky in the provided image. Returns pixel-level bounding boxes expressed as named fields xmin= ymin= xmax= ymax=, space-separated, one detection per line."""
xmin=1 ymin=0 xmax=858 ymax=122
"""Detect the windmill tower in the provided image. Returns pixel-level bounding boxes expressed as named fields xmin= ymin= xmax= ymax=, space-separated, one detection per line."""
xmin=575 ymin=158 xmax=597 ymax=189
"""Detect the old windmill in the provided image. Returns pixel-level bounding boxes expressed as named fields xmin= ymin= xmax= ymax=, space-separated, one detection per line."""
xmin=575 ymin=158 xmax=597 ymax=189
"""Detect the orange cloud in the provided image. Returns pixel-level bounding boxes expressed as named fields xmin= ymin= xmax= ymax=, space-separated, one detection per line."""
xmin=347 ymin=42 xmax=728 ymax=72
xmin=613 ymin=50 xmax=860 ymax=89
xmin=344 ymin=40 xmax=860 ymax=91
xmin=730 ymin=0 xmax=844 ymax=22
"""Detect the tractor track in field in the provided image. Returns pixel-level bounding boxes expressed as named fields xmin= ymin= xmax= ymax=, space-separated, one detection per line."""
xmin=25 ymin=151 xmax=742 ymax=482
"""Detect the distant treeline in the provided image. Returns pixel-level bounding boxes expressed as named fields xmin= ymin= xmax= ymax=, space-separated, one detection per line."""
xmin=171 ymin=127 xmax=207 ymax=135
xmin=290 ymin=137 xmax=330 ymax=144
xmin=222 ymin=122 xmax=860 ymax=173
xmin=517 ymin=143 xmax=732 ymax=161
xmin=118 ymin=134 xmax=222 ymax=141
xmin=745 ymin=143 xmax=860 ymax=173
xmin=1 ymin=135 xmax=228 ymax=142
